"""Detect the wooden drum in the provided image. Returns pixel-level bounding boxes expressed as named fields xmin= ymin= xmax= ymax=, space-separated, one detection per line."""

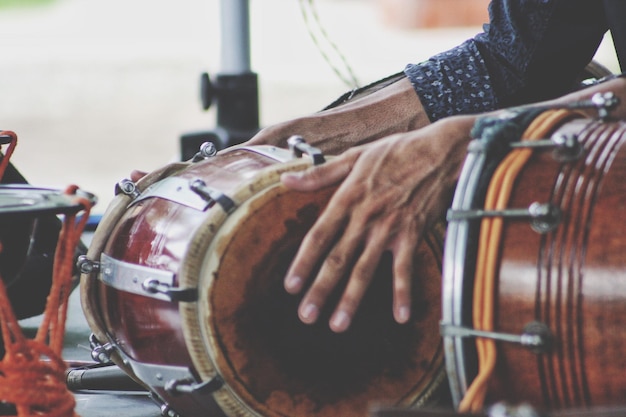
xmin=442 ymin=106 xmax=626 ymax=412
xmin=80 ymin=139 xmax=446 ymax=417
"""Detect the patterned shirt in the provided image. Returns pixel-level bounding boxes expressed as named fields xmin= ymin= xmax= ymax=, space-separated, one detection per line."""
xmin=405 ymin=0 xmax=609 ymax=121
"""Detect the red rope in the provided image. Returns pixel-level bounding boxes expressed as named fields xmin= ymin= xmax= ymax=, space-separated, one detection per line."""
xmin=0 ymin=131 xmax=92 ymax=416
xmin=0 ymin=130 xmax=18 ymax=178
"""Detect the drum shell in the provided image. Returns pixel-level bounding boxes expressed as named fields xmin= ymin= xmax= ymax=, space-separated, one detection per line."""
xmin=489 ymin=119 xmax=626 ymax=407
xmin=84 ymin=149 xmax=296 ymax=417
xmin=446 ymin=118 xmax=626 ymax=410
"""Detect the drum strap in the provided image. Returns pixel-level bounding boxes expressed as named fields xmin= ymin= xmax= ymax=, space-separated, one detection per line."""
xmin=459 ymin=109 xmax=581 ymax=413
xmin=0 ymin=184 xmax=94 ymax=416
xmin=322 ymin=71 xmax=406 ymax=110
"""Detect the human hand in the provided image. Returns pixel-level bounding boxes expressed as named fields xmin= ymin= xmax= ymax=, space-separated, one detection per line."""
xmin=281 ymin=116 xmax=476 ymax=333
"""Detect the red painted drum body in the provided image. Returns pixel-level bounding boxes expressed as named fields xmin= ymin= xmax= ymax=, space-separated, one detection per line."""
xmin=443 ymin=111 xmax=626 ymax=412
xmin=81 ymin=144 xmax=446 ymax=417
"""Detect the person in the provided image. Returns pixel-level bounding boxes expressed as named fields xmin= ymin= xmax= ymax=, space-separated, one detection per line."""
xmin=243 ymin=0 xmax=626 ymax=333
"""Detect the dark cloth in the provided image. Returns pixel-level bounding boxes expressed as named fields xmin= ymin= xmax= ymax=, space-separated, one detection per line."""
xmin=604 ymin=0 xmax=626 ymax=70
xmin=405 ymin=0 xmax=613 ymax=122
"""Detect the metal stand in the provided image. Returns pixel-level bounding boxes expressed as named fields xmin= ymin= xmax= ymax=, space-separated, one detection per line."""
xmin=180 ymin=0 xmax=260 ymax=160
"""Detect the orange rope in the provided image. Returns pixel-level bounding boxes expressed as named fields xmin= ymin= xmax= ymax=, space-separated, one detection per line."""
xmin=0 ymin=131 xmax=93 ymax=417
xmin=0 ymin=130 xmax=18 ymax=179
xmin=459 ymin=109 xmax=580 ymax=413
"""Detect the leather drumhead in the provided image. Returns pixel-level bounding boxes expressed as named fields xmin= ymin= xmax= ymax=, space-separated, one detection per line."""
xmin=180 ymin=162 xmax=446 ymax=417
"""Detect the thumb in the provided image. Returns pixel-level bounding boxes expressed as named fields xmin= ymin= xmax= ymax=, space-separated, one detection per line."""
xmin=281 ymin=153 xmax=356 ymax=191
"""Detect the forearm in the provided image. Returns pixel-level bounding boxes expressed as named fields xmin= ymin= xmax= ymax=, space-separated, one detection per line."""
xmin=540 ymin=75 xmax=626 ymax=119
xmin=248 ymin=77 xmax=430 ymax=155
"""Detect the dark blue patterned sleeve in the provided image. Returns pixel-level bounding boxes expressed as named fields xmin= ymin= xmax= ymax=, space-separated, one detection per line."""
xmin=405 ymin=0 xmax=608 ymax=122
xmin=404 ymin=41 xmax=495 ymax=121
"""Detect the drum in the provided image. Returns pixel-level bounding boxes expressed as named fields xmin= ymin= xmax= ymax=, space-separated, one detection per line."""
xmin=0 ymin=184 xmax=93 ymax=320
xmin=442 ymin=107 xmax=626 ymax=412
xmin=80 ymin=139 xmax=447 ymax=417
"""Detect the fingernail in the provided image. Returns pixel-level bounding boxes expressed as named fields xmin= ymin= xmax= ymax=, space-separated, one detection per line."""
xmin=285 ymin=275 xmax=303 ymax=293
xmin=397 ymin=306 xmax=410 ymax=323
xmin=300 ymin=303 xmax=319 ymax=323
xmin=330 ymin=310 xmax=351 ymax=333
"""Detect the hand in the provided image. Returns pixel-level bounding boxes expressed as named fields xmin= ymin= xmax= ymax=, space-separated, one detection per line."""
xmin=281 ymin=115 xmax=476 ymax=332
xmin=130 ymin=170 xmax=147 ymax=182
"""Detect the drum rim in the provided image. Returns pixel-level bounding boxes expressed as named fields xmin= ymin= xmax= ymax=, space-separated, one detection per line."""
xmin=441 ymin=111 xmax=589 ymax=409
xmin=441 ymin=140 xmax=488 ymax=407
xmin=0 ymin=184 xmax=97 ymax=215
xmin=179 ymin=158 xmax=448 ymax=417
xmin=179 ymin=158 xmax=312 ymax=417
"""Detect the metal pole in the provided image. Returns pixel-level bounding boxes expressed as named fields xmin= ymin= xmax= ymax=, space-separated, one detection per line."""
xmin=220 ymin=0 xmax=252 ymax=73
xmin=179 ymin=0 xmax=260 ymax=158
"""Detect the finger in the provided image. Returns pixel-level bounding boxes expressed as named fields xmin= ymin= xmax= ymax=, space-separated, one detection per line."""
xmin=130 ymin=170 xmax=147 ymax=182
xmin=281 ymin=151 xmax=356 ymax=191
xmin=328 ymin=220 xmax=391 ymax=333
xmin=300 ymin=220 xmax=367 ymax=329
xmin=391 ymin=228 xmax=419 ymax=324
xmin=283 ymin=192 xmax=351 ymax=296
xmin=284 ymin=165 xmax=363 ymax=294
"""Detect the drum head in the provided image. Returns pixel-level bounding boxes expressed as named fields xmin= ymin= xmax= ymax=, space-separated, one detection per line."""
xmin=181 ymin=163 xmax=445 ymax=417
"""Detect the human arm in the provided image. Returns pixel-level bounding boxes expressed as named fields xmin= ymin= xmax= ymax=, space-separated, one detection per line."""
xmin=247 ymin=77 xmax=430 ymax=155
xmin=284 ymin=75 xmax=626 ymax=333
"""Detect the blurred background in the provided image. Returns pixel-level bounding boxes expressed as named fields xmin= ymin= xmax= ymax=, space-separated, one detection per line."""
xmin=0 ymin=0 xmax=620 ymax=215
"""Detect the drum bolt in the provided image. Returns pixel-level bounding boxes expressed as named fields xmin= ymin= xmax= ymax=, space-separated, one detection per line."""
xmin=164 ymin=379 xmax=181 ymax=395
xmin=568 ymin=91 xmax=620 ymax=120
xmin=142 ymin=279 xmax=162 ymax=294
xmin=528 ymin=202 xmax=561 ymax=233
xmin=552 ymin=133 xmax=577 ymax=148
xmin=164 ymin=378 xmax=198 ymax=396
xmin=591 ymin=91 xmax=619 ymax=119
xmin=191 ymin=141 xmax=218 ymax=162
xmin=528 ymin=202 xmax=551 ymax=217
xmin=287 ymin=135 xmax=326 ymax=165
xmin=91 ymin=343 xmax=114 ymax=364
xmin=77 ymin=255 xmax=100 ymax=274
xmin=160 ymin=404 xmax=180 ymax=417
xmin=440 ymin=321 xmax=552 ymax=353
xmin=510 ymin=134 xmax=583 ymax=162
xmin=551 ymin=133 xmax=583 ymax=162
xmin=88 ymin=334 xmax=114 ymax=364
xmin=116 ymin=178 xmax=140 ymax=198
xmin=165 ymin=377 xmax=224 ymax=397
xmin=447 ymin=202 xmax=561 ymax=233
xmin=199 ymin=141 xmax=217 ymax=158
xmin=521 ymin=321 xmax=553 ymax=354
xmin=189 ymin=179 xmax=237 ymax=214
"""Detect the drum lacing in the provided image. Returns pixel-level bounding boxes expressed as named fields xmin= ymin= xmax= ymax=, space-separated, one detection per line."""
xmin=459 ymin=109 xmax=580 ymax=413
xmin=0 ymin=131 xmax=94 ymax=417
